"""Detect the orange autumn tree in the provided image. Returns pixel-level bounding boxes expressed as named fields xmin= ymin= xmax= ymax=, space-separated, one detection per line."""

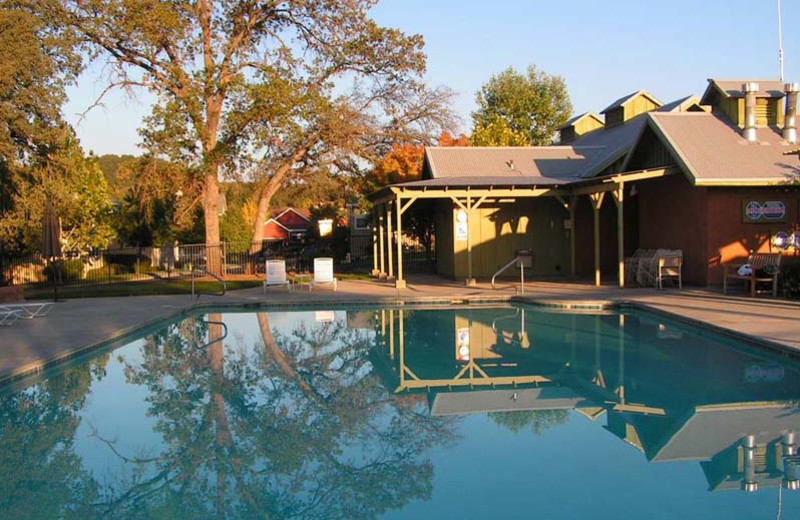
xmin=363 ymin=132 xmax=469 ymax=263
xmin=364 ymin=132 xmax=470 ymax=193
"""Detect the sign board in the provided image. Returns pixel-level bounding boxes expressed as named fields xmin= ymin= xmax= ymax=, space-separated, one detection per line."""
xmin=742 ymin=200 xmax=787 ymax=223
xmin=455 ymin=209 xmax=468 ymax=241
xmin=456 ymin=327 xmax=470 ymax=361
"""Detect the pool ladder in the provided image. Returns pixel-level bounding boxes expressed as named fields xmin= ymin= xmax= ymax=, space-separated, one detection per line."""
xmin=491 ymin=250 xmax=533 ymax=294
xmin=191 ymin=265 xmax=227 ymax=299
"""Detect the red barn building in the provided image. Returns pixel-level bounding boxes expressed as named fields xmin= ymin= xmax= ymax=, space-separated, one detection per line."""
xmin=262 ymin=208 xmax=312 ymax=241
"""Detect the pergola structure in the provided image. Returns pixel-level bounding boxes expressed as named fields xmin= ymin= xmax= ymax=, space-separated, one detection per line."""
xmin=368 ymin=166 xmax=679 ymax=288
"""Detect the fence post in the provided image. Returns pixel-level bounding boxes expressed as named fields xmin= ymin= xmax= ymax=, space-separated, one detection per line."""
xmin=107 ymin=251 xmax=112 ymax=284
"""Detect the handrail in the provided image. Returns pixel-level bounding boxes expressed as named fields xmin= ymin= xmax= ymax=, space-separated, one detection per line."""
xmin=491 ymin=251 xmax=531 ymax=294
xmin=491 ymin=257 xmax=520 ymax=290
xmin=193 ymin=320 xmax=228 ymax=350
xmin=191 ymin=265 xmax=227 ymax=298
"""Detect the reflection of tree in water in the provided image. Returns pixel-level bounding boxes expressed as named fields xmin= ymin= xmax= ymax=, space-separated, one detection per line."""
xmin=0 ymin=355 xmax=109 ymax=520
xmin=488 ymin=409 xmax=570 ymax=435
xmin=92 ymin=312 xmax=456 ymax=519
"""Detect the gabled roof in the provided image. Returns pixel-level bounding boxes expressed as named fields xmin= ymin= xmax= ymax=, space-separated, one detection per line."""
xmin=568 ymin=113 xmax=649 ymax=177
xmin=270 ymin=207 xmax=311 ymax=221
xmin=558 ymin=111 xmax=604 ymax=130
xmin=646 ymin=111 xmax=799 ymax=184
xmin=700 ymin=79 xmax=785 ymax=104
xmin=657 ymin=95 xmax=708 ymax=113
xmin=600 ymin=89 xmax=662 ymax=114
xmin=423 ymin=146 xmax=607 ymax=181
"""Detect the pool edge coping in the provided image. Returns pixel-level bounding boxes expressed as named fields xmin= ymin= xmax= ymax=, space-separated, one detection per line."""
xmin=2 ymin=293 xmax=798 ymax=388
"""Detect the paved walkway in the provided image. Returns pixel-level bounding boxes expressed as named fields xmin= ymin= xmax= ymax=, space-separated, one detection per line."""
xmin=2 ymin=276 xmax=799 ymax=384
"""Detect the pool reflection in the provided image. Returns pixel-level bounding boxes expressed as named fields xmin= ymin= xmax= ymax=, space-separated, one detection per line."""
xmin=0 ymin=305 xmax=798 ymax=519
xmin=371 ymin=306 xmax=800 ymax=495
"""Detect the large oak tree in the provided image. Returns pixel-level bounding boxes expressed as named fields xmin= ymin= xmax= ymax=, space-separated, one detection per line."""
xmin=51 ymin=0 xmax=453 ymax=271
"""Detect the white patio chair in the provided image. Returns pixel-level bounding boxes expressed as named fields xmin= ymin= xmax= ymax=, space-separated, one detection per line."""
xmin=263 ymin=260 xmax=291 ymax=292
xmin=0 ymin=302 xmax=54 ymax=319
xmin=309 ymin=257 xmax=338 ymax=292
xmin=0 ymin=309 xmax=22 ymax=326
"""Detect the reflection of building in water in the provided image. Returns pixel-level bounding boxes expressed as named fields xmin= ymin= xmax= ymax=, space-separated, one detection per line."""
xmin=371 ymin=306 xmax=800 ymax=494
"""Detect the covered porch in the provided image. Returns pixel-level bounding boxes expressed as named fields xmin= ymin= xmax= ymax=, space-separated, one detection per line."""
xmin=368 ymin=167 xmax=678 ymax=289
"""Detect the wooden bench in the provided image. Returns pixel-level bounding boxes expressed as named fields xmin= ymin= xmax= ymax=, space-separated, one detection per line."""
xmin=723 ymin=252 xmax=782 ymax=297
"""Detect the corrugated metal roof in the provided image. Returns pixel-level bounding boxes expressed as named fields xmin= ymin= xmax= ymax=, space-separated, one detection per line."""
xmin=657 ymin=94 xmax=706 ymax=113
xmin=701 ymin=79 xmax=786 ymax=104
xmin=393 ymin=175 xmax=574 ymax=189
xmin=423 ymin=146 xmax=606 ymax=181
xmin=647 ymin=111 xmax=798 ymax=183
xmin=558 ymin=111 xmax=603 ymax=130
xmin=600 ymin=89 xmax=662 ymax=114
xmin=568 ymin=114 xmax=648 ymax=177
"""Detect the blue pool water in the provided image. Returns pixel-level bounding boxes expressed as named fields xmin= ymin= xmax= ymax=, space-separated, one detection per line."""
xmin=1 ymin=305 xmax=799 ymax=519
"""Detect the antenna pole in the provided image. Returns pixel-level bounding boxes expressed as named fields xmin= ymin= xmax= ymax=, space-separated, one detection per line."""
xmin=779 ymin=0 xmax=785 ymax=82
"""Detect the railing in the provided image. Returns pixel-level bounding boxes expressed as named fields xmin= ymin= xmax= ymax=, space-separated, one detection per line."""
xmin=193 ymin=320 xmax=228 ymax=350
xmin=191 ymin=265 xmax=227 ymax=299
xmin=491 ymin=250 xmax=533 ymax=294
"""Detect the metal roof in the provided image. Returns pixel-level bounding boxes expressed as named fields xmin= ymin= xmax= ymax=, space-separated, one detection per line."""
xmin=600 ymin=89 xmax=662 ymax=114
xmin=647 ymin=111 xmax=799 ymax=184
xmin=423 ymin=146 xmax=606 ymax=181
xmin=558 ymin=111 xmax=604 ymax=130
xmin=700 ymin=79 xmax=786 ymax=104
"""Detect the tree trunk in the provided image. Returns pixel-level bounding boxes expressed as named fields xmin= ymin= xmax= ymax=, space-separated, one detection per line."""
xmin=202 ymin=154 xmax=224 ymax=275
xmin=251 ymin=144 xmax=314 ymax=244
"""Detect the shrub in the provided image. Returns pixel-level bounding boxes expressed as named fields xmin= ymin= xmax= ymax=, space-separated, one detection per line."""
xmin=780 ymin=263 xmax=800 ymax=299
xmin=44 ymin=259 xmax=84 ymax=283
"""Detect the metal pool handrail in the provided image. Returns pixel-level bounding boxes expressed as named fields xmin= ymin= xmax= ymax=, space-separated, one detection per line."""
xmin=491 ymin=250 xmax=532 ymax=294
xmin=191 ymin=265 xmax=227 ymax=299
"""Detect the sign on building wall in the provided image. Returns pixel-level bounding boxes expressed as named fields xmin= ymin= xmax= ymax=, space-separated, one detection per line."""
xmin=455 ymin=209 xmax=468 ymax=241
xmin=742 ymin=200 xmax=787 ymax=223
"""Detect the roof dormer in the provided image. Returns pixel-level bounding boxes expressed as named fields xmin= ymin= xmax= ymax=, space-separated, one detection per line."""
xmin=700 ymin=79 xmax=785 ymax=128
xmin=600 ymin=90 xmax=662 ymax=127
xmin=558 ymin=112 xmax=604 ymax=144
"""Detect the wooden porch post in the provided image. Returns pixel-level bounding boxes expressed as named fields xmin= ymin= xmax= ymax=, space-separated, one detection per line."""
xmin=386 ymin=201 xmax=394 ymax=279
xmin=377 ymin=203 xmax=386 ymax=278
xmin=613 ymin=183 xmax=625 ymax=289
xmin=395 ymin=193 xmax=405 ymax=288
xmin=569 ymin=195 xmax=577 ymax=277
xmin=589 ymin=192 xmax=605 ymax=287
xmin=371 ymin=206 xmax=379 ymax=276
xmin=466 ymin=193 xmax=475 ymax=286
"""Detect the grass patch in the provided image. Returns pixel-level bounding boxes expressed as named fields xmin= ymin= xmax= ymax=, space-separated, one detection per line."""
xmin=25 ymin=279 xmax=263 ymax=300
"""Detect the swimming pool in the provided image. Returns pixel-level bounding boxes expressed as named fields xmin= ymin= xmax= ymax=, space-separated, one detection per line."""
xmin=1 ymin=304 xmax=798 ymax=519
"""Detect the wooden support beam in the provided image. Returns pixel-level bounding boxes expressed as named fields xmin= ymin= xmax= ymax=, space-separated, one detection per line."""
xmin=386 ymin=201 xmax=394 ymax=279
xmin=613 ymin=183 xmax=625 ymax=289
xmin=471 ymin=194 xmax=489 ymax=210
xmin=589 ymin=192 xmax=605 ymax=287
xmin=371 ymin=207 xmax=379 ymax=276
xmin=449 ymin=195 xmax=468 ymax=212
xmin=378 ymin=204 xmax=386 ymax=277
xmin=466 ymin=194 xmax=475 ymax=285
xmin=569 ymin=195 xmax=577 ymax=277
xmin=395 ymin=193 xmax=405 ymax=288
xmin=399 ymin=196 xmax=417 ymax=216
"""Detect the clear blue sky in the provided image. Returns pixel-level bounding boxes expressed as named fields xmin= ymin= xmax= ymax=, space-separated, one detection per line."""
xmin=63 ymin=0 xmax=800 ymax=156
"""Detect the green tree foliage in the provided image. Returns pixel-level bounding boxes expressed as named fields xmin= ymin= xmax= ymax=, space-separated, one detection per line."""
xmin=1 ymin=136 xmax=115 ymax=254
xmin=488 ymin=409 xmax=570 ymax=435
xmin=49 ymin=0 xmax=455 ymax=271
xmin=113 ymin=157 xmax=203 ymax=246
xmin=0 ymin=2 xmax=101 ymax=257
xmin=471 ymin=65 xmax=572 ymax=146
xmin=96 ymin=154 xmax=136 ymax=200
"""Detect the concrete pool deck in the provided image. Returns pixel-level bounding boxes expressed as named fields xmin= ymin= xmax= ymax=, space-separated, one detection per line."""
xmin=2 ymin=275 xmax=799 ymax=384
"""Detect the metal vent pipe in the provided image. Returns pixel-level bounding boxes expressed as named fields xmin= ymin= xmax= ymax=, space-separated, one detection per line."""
xmin=743 ymin=82 xmax=759 ymax=143
xmin=783 ymin=82 xmax=799 ymax=143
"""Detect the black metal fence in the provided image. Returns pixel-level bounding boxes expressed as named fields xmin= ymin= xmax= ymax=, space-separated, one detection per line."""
xmin=1 ymin=231 xmax=435 ymax=288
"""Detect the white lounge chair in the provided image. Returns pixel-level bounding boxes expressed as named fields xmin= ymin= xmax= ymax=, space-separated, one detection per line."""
xmin=309 ymin=257 xmax=337 ymax=292
xmin=0 ymin=310 xmax=22 ymax=326
xmin=0 ymin=302 xmax=54 ymax=319
xmin=263 ymin=260 xmax=292 ymax=292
